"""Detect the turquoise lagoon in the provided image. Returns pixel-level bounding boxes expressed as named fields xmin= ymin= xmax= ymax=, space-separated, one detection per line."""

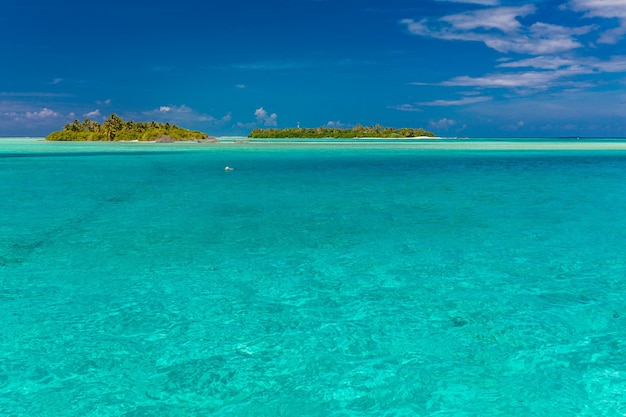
xmin=1 ymin=137 xmax=625 ymax=416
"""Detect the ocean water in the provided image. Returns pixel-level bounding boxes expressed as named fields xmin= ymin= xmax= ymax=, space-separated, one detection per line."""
xmin=1 ymin=138 xmax=626 ymax=416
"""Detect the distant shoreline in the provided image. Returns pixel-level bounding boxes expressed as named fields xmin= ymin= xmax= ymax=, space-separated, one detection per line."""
xmin=248 ymin=126 xmax=436 ymax=139
xmin=213 ymin=139 xmax=626 ymax=151
xmin=3 ymin=137 xmax=626 ymax=151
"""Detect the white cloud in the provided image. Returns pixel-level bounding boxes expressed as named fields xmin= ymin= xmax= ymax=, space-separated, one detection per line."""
xmin=576 ymin=0 xmax=626 ymax=42
xmin=429 ymin=118 xmax=457 ymax=130
xmin=326 ymin=120 xmax=348 ymax=127
xmin=236 ymin=84 xmax=246 ymax=89
xmin=141 ymin=105 xmax=229 ymax=125
xmin=390 ymin=97 xmax=491 ymax=113
xmin=419 ymin=52 xmax=626 ymax=92
xmin=96 ymin=99 xmax=112 ymax=105
xmin=402 ymin=5 xmax=590 ymax=55
xmin=49 ymin=78 xmax=63 ymax=85
xmin=25 ymin=108 xmax=61 ymax=119
xmin=255 ymin=107 xmax=278 ymax=127
xmin=456 ymin=55 xmax=626 ymax=92
xmin=236 ymin=121 xmax=257 ymax=129
xmin=439 ymin=68 xmax=592 ymax=90
xmin=569 ymin=0 xmax=626 ymax=20
xmin=441 ymin=5 xmax=533 ymax=33
xmin=497 ymin=56 xmax=577 ymax=70
xmin=388 ymin=103 xmax=423 ymax=112
xmin=569 ymin=0 xmax=626 ymax=43
xmin=498 ymin=54 xmax=626 ymax=74
xmin=1 ymin=105 xmax=64 ymax=126
xmin=84 ymin=109 xmax=101 ymax=118
xmin=595 ymin=55 xmax=626 ymax=72
xmin=419 ymin=96 xmax=492 ymax=106
xmin=220 ymin=112 xmax=233 ymax=123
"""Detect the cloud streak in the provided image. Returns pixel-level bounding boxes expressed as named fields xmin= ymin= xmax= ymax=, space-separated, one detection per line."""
xmin=390 ymin=96 xmax=491 ymax=113
xmin=3 ymin=107 xmax=62 ymax=120
xmin=0 ymin=92 xmax=72 ymax=98
xmin=419 ymin=96 xmax=493 ymax=106
xmin=404 ymin=2 xmax=626 ymax=97
xmin=388 ymin=104 xmax=422 ymax=112
xmin=401 ymin=5 xmax=591 ymax=55
xmin=569 ymin=0 xmax=626 ymax=43
xmin=142 ymin=105 xmax=231 ymax=125
xmin=430 ymin=55 xmax=626 ymax=92
xmin=84 ymin=109 xmax=101 ymax=118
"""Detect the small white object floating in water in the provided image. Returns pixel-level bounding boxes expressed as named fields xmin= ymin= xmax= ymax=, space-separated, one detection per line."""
xmin=224 ymin=166 xmax=234 ymax=171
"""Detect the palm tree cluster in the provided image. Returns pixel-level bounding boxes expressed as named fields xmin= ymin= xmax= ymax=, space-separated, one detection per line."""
xmin=46 ymin=114 xmax=209 ymax=141
xmin=249 ymin=124 xmax=435 ymax=138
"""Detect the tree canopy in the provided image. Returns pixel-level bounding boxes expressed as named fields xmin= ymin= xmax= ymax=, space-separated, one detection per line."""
xmin=248 ymin=125 xmax=435 ymax=139
xmin=46 ymin=114 xmax=211 ymax=142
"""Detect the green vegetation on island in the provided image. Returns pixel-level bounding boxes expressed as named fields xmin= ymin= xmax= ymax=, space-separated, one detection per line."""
xmin=248 ymin=124 xmax=435 ymax=139
xmin=46 ymin=114 xmax=212 ymax=142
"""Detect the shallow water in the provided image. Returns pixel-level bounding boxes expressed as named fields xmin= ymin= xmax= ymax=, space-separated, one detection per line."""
xmin=1 ymin=138 xmax=626 ymax=416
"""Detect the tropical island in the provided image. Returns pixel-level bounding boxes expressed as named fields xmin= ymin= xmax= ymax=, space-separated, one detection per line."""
xmin=46 ymin=114 xmax=212 ymax=142
xmin=248 ymin=125 xmax=435 ymax=139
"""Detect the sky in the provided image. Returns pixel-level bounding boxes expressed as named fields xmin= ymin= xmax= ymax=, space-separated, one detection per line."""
xmin=1 ymin=0 xmax=626 ymax=137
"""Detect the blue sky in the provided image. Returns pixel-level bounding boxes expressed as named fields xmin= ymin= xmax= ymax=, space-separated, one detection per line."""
xmin=1 ymin=0 xmax=626 ymax=137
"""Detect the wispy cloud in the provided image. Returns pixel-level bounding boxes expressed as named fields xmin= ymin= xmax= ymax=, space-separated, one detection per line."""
xmin=595 ymin=55 xmax=626 ymax=72
xmin=404 ymin=0 xmax=626 ymax=96
xmin=405 ymin=0 xmax=626 ymax=57
xmin=459 ymin=55 xmax=626 ymax=92
xmin=0 ymin=102 xmax=66 ymax=132
xmin=419 ymin=96 xmax=492 ymax=106
xmin=141 ymin=105 xmax=231 ymax=125
xmin=441 ymin=5 xmax=534 ymax=33
xmin=26 ymin=108 xmax=61 ymax=119
xmin=437 ymin=68 xmax=591 ymax=90
xmin=498 ymin=54 xmax=626 ymax=73
xmin=402 ymin=6 xmax=590 ymax=55
xmin=497 ymin=56 xmax=578 ymax=70
xmin=390 ymin=96 xmax=491 ymax=113
xmin=327 ymin=120 xmax=349 ymax=128
xmin=232 ymin=61 xmax=314 ymax=71
xmin=0 ymin=92 xmax=72 ymax=98
xmin=0 ymin=103 xmax=74 ymax=135
xmin=4 ymin=107 xmax=62 ymax=120
xmin=429 ymin=118 xmax=457 ymax=130
xmin=569 ymin=0 xmax=626 ymax=43
xmin=388 ymin=103 xmax=423 ymax=112
xmin=84 ymin=109 xmax=101 ymax=118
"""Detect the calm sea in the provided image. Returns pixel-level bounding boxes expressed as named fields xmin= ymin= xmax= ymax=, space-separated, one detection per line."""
xmin=1 ymin=138 xmax=625 ymax=416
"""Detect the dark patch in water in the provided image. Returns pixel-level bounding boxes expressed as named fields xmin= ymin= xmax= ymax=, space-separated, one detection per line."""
xmin=104 ymin=196 xmax=127 ymax=204
xmin=1 ymin=240 xmax=46 ymax=266
xmin=12 ymin=240 xmax=45 ymax=251
xmin=0 ymin=255 xmax=22 ymax=267
xmin=451 ymin=316 xmax=469 ymax=327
